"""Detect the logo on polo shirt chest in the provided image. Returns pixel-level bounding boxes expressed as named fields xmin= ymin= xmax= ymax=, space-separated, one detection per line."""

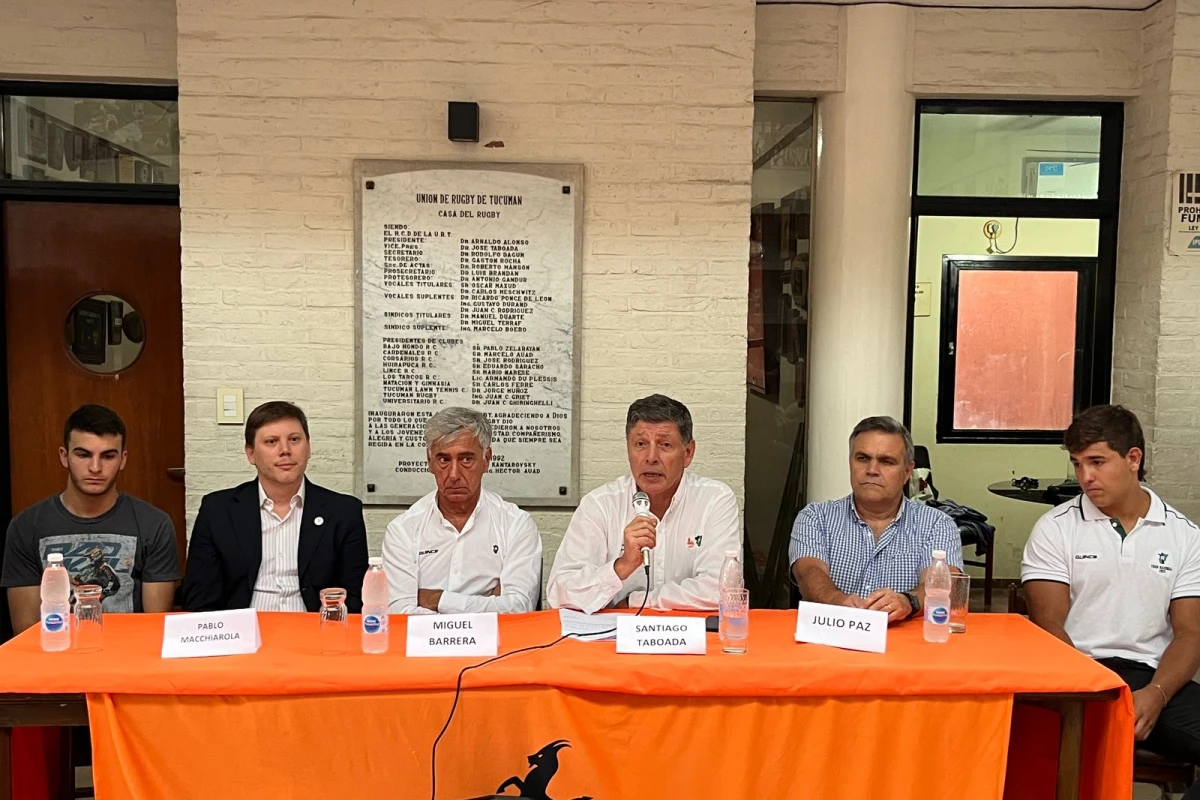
xmin=1074 ymin=553 xmax=1099 ymax=560
xmin=1151 ymin=552 xmax=1173 ymax=574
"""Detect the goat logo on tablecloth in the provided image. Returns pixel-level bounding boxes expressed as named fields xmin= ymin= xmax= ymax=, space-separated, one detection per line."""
xmin=463 ymin=739 xmax=593 ymax=800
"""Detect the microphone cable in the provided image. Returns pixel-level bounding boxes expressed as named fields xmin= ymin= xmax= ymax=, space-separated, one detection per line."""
xmin=635 ymin=562 xmax=651 ymax=616
xmin=429 ymin=629 xmax=611 ymax=800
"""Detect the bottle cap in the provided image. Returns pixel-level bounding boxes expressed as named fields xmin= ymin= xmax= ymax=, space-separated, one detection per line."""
xmin=725 ymin=550 xmax=740 ymax=558
xmin=368 ymin=556 xmax=383 ymax=566
xmin=47 ymin=553 xmax=63 ymax=564
xmin=932 ymin=549 xmax=947 ymax=559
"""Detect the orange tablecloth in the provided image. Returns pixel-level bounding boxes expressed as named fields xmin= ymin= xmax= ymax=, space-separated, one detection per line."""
xmin=0 ymin=610 xmax=1132 ymax=799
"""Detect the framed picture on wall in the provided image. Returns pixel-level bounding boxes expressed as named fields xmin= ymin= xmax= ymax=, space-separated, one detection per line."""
xmin=81 ymin=135 xmax=97 ymax=181
xmin=95 ymin=143 xmax=116 ymax=182
xmin=64 ymin=130 xmax=82 ymax=172
xmin=25 ymin=109 xmax=48 ymax=165
xmin=47 ymin=123 xmax=65 ymax=171
xmin=69 ymin=298 xmax=108 ymax=366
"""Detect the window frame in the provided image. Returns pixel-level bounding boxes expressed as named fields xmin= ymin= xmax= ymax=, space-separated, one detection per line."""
xmin=903 ymin=99 xmax=1123 ymax=443
xmin=0 ymin=80 xmax=179 ymax=203
xmin=937 ymin=255 xmax=1099 ymax=445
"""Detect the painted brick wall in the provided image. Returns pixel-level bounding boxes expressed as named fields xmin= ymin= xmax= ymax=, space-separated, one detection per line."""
xmin=1 ymin=0 xmax=176 ymax=80
xmin=176 ymin=0 xmax=755 ymax=559
xmin=753 ymin=4 xmax=843 ymax=95
xmin=911 ymin=8 xmax=1141 ymax=97
xmin=1113 ymin=0 xmax=1173 ymax=471
xmin=1149 ymin=0 xmax=1200 ymax=514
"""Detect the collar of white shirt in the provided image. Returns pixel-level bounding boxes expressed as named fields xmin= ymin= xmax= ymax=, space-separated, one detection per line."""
xmin=1080 ymin=486 xmax=1166 ymax=525
xmin=429 ymin=491 xmax=484 ymax=536
xmin=629 ymin=470 xmax=692 ymax=519
xmin=258 ymin=479 xmax=306 ymax=516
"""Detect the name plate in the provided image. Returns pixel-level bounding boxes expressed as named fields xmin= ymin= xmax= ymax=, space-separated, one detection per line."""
xmin=794 ymin=601 xmax=888 ymax=654
xmin=407 ymin=613 xmax=498 ymax=657
xmin=162 ymin=608 xmax=262 ymax=659
xmin=616 ymin=616 xmax=707 ymax=655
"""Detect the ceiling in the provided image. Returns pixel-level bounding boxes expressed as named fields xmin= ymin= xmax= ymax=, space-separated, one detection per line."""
xmin=759 ymin=0 xmax=1155 ymax=10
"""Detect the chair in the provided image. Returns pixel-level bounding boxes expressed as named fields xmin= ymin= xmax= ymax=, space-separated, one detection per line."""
xmin=913 ymin=446 xmax=995 ymax=605
xmin=1008 ymin=584 xmax=1197 ymax=794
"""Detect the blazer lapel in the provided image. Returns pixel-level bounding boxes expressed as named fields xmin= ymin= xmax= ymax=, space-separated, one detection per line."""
xmin=232 ymin=481 xmax=263 ymax=590
xmin=297 ymin=478 xmax=328 ymax=582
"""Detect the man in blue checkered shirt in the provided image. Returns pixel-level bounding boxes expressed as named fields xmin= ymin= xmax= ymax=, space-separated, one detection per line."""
xmin=789 ymin=416 xmax=963 ymax=624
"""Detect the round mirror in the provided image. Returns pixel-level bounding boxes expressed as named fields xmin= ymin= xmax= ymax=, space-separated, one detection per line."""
xmin=64 ymin=294 xmax=145 ymax=374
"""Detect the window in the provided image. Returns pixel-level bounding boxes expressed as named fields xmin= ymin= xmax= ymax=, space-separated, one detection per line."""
xmin=937 ymin=257 xmax=1098 ymax=443
xmin=905 ymin=101 xmax=1122 ymax=448
xmin=916 ymin=112 xmax=1102 ymax=199
xmin=2 ymin=88 xmax=178 ymax=186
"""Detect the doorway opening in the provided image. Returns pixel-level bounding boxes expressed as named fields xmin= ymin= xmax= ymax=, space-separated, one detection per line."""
xmin=905 ymin=100 xmax=1123 ymax=599
xmin=744 ymin=98 xmax=815 ymax=607
xmin=0 ymin=80 xmax=183 ymax=642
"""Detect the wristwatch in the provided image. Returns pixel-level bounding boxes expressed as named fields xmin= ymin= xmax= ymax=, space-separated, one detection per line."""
xmin=900 ymin=591 xmax=921 ymax=618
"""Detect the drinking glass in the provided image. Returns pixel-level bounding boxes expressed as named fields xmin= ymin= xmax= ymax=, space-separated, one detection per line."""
xmin=719 ymin=588 xmax=749 ymax=654
xmin=319 ymin=588 xmax=348 ymax=654
xmin=73 ymin=584 xmax=104 ymax=653
xmin=949 ymin=573 xmax=971 ymax=634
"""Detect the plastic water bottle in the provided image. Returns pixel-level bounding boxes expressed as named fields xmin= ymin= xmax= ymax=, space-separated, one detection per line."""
xmin=923 ymin=549 xmax=952 ymax=644
xmin=361 ymin=556 xmax=389 ymax=654
xmin=40 ymin=553 xmax=71 ymax=652
xmin=718 ymin=551 xmax=743 ymax=593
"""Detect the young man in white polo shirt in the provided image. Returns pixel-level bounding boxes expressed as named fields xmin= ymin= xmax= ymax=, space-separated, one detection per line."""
xmin=382 ymin=407 xmax=542 ymax=615
xmin=546 ymin=394 xmax=741 ymax=613
xmin=1023 ymin=405 xmax=1200 ymax=796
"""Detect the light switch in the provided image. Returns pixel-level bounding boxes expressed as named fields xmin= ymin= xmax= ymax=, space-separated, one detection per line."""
xmin=217 ymin=387 xmax=244 ymax=425
xmin=914 ymin=282 xmax=932 ymax=317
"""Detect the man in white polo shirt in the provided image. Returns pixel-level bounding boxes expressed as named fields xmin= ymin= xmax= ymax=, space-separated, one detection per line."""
xmin=547 ymin=394 xmax=741 ymax=613
xmin=1023 ymin=405 xmax=1200 ymax=795
xmin=382 ymin=407 xmax=542 ymax=615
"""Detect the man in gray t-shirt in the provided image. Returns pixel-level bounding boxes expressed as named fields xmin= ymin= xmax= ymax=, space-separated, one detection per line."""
xmin=2 ymin=405 xmax=180 ymax=634
xmin=3 ymin=493 xmax=179 ymax=615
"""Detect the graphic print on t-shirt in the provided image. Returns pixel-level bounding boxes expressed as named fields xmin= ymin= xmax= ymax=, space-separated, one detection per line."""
xmin=39 ymin=534 xmax=138 ymax=612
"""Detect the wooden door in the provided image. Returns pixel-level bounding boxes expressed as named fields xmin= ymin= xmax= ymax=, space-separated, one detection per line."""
xmin=3 ymin=201 xmax=185 ymax=563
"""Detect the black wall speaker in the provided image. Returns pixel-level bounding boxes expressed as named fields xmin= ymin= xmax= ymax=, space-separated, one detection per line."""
xmin=448 ymin=102 xmax=479 ymax=143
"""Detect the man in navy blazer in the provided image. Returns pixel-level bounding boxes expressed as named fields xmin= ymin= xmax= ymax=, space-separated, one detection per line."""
xmin=181 ymin=401 xmax=369 ymax=613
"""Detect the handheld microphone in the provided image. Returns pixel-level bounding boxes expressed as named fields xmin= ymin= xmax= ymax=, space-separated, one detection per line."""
xmin=632 ymin=491 xmax=653 ymax=567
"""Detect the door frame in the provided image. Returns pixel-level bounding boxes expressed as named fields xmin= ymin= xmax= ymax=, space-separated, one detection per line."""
xmin=0 ymin=80 xmax=180 ymax=528
xmin=902 ymin=99 xmax=1124 ymax=433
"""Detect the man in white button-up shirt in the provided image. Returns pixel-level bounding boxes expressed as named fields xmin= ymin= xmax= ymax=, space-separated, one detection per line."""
xmin=1023 ymin=405 xmax=1200 ymax=796
xmin=547 ymin=394 xmax=741 ymax=613
xmin=382 ymin=407 xmax=542 ymax=615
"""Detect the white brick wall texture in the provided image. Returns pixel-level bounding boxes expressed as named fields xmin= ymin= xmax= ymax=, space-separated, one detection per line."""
xmin=1112 ymin=0 xmax=1200 ymax=518
xmin=176 ymin=0 xmax=756 ymax=559
xmin=1113 ymin=0 xmax=1173 ymax=471
xmin=1151 ymin=0 xmax=1200 ymax=514
xmin=0 ymin=0 xmax=176 ymax=80
xmin=753 ymin=4 xmax=843 ymax=95
xmin=910 ymin=8 xmax=1141 ymax=96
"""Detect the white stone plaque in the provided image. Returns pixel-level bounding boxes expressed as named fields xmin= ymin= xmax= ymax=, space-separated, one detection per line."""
xmin=356 ymin=162 xmax=581 ymax=505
